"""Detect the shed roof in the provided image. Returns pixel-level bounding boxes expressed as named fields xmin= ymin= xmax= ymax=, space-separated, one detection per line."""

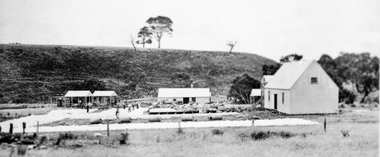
xmin=64 ymin=91 xmax=93 ymax=97
xmin=265 ymin=60 xmax=313 ymax=89
xmin=250 ymin=89 xmax=261 ymax=97
xmin=93 ymin=91 xmax=118 ymax=97
xmin=158 ymin=88 xmax=211 ymax=98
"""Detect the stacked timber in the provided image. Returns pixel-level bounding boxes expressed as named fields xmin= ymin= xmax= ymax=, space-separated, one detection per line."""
xmin=90 ymin=118 xmax=102 ymax=124
xmin=208 ymin=114 xmax=223 ymax=120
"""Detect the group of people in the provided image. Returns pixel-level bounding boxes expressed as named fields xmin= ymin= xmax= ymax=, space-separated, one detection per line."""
xmin=115 ymin=102 xmax=140 ymax=119
xmin=123 ymin=102 xmax=139 ymax=112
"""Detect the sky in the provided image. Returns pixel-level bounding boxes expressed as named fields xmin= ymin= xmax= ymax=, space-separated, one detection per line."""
xmin=0 ymin=0 xmax=379 ymax=61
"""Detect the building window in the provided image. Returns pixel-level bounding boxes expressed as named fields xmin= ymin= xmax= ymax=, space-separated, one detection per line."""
xmin=268 ymin=91 xmax=270 ymax=101
xmin=282 ymin=92 xmax=284 ymax=104
xmin=311 ymin=77 xmax=318 ymax=84
xmin=191 ymin=97 xmax=196 ymax=102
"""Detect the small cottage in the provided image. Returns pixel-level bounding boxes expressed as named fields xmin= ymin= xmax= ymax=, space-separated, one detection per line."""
xmin=157 ymin=88 xmax=211 ymax=104
xmin=263 ymin=60 xmax=339 ymax=114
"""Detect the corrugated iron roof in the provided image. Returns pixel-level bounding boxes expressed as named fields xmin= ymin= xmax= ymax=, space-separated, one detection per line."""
xmin=64 ymin=91 xmax=93 ymax=97
xmin=261 ymin=75 xmax=274 ymax=84
xmin=265 ymin=60 xmax=313 ymax=89
xmin=93 ymin=91 xmax=118 ymax=97
xmin=158 ymin=88 xmax=211 ymax=98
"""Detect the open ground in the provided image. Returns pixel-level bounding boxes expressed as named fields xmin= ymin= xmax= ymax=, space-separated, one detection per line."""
xmin=0 ymin=105 xmax=378 ymax=157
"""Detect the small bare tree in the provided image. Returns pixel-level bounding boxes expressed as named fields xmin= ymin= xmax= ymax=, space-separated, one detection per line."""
xmin=129 ymin=35 xmax=137 ymax=51
xmin=227 ymin=40 xmax=238 ymax=53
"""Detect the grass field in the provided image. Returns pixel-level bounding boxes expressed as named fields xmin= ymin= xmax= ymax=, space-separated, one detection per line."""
xmin=0 ymin=110 xmax=378 ymax=157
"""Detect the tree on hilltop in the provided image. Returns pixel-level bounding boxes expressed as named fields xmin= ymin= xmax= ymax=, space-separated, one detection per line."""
xmin=227 ymin=40 xmax=238 ymax=53
xmin=146 ymin=16 xmax=173 ymax=48
xmin=136 ymin=26 xmax=153 ymax=48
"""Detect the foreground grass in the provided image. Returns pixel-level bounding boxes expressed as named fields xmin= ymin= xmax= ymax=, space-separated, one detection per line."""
xmin=0 ymin=121 xmax=378 ymax=157
xmin=0 ymin=110 xmax=377 ymax=157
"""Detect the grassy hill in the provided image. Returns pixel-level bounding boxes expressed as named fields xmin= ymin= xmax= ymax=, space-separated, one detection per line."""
xmin=0 ymin=44 xmax=277 ymax=103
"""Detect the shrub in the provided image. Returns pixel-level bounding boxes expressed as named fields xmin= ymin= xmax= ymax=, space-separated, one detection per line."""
xmin=250 ymin=131 xmax=269 ymax=140
xmin=237 ymin=133 xmax=249 ymax=142
xmin=37 ymin=136 xmax=48 ymax=147
xmin=156 ymin=136 xmax=160 ymax=143
xmin=177 ymin=123 xmax=184 ymax=135
xmin=58 ymin=132 xmax=77 ymax=140
xmin=250 ymin=131 xmax=295 ymax=140
xmin=276 ymin=131 xmax=295 ymax=139
xmin=341 ymin=130 xmax=349 ymax=137
xmin=340 ymin=89 xmax=356 ymax=104
xmin=17 ymin=145 xmax=28 ymax=156
xmin=176 ymin=127 xmax=184 ymax=135
xmin=211 ymin=129 xmax=224 ymax=136
xmin=119 ymin=133 xmax=129 ymax=145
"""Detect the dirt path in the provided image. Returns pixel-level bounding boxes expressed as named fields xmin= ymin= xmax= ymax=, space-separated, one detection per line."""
xmin=0 ymin=108 xmax=322 ymax=133
xmin=24 ymin=120 xmax=253 ymax=132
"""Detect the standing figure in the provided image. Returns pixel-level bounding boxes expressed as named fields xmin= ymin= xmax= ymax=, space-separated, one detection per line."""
xmin=128 ymin=104 xmax=132 ymax=113
xmin=116 ymin=108 xmax=120 ymax=119
xmin=86 ymin=104 xmax=89 ymax=113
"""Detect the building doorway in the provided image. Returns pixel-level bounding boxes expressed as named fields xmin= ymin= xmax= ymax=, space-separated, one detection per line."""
xmin=274 ymin=94 xmax=277 ymax=110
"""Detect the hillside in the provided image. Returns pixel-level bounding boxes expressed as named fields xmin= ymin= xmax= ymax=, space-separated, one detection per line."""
xmin=0 ymin=44 xmax=277 ymax=103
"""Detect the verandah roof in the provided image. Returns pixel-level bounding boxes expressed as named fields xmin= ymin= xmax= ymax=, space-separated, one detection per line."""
xmin=64 ymin=91 xmax=93 ymax=97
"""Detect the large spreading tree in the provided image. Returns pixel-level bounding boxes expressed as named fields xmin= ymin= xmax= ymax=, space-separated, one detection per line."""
xmin=318 ymin=52 xmax=379 ymax=103
xmin=146 ymin=16 xmax=173 ymax=48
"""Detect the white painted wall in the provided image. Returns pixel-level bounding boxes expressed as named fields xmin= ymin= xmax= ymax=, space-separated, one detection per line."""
xmin=157 ymin=97 xmax=210 ymax=104
xmin=264 ymin=88 xmax=291 ymax=113
xmin=290 ymin=62 xmax=339 ymax=114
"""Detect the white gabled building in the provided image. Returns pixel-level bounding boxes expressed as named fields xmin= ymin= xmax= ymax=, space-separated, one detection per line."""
xmin=157 ymin=88 xmax=211 ymax=104
xmin=264 ymin=60 xmax=339 ymax=114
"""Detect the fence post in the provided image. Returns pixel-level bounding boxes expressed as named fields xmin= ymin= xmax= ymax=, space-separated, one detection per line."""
xmin=324 ymin=117 xmax=326 ymax=132
xmin=37 ymin=121 xmax=39 ymax=135
xmin=22 ymin=122 xmax=26 ymax=135
xmin=9 ymin=123 xmax=13 ymax=134
xmin=107 ymin=120 xmax=110 ymax=143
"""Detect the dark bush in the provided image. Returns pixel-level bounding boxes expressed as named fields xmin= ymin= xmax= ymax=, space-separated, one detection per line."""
xmin=340 ymin=89 xmax=356 ymax=104
xmin=251 ymin=131 xmax=269 ymax=140
xmin=58 ymin=132 xmax=77 ymax=140
xmin=341 ymin=130 xmax=349 ymax=137
xmin=276 ymin=131 xmax=295 ymax=139
xmin=119 ymin=133 xmax=129 ymax=145
xmin=17 ymin=145 xmax=27 ymax=156
xmin=211 ymin=129 xmax=224 ymax=136
xmin=250 ymin=131 xmax=295 ymax=140
xmin=176 ymin=127 xmax=184 ymax=135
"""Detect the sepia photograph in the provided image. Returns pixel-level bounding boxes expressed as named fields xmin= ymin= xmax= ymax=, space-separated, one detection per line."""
xmin=0 ymin=0 xmax=379 ymax=156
